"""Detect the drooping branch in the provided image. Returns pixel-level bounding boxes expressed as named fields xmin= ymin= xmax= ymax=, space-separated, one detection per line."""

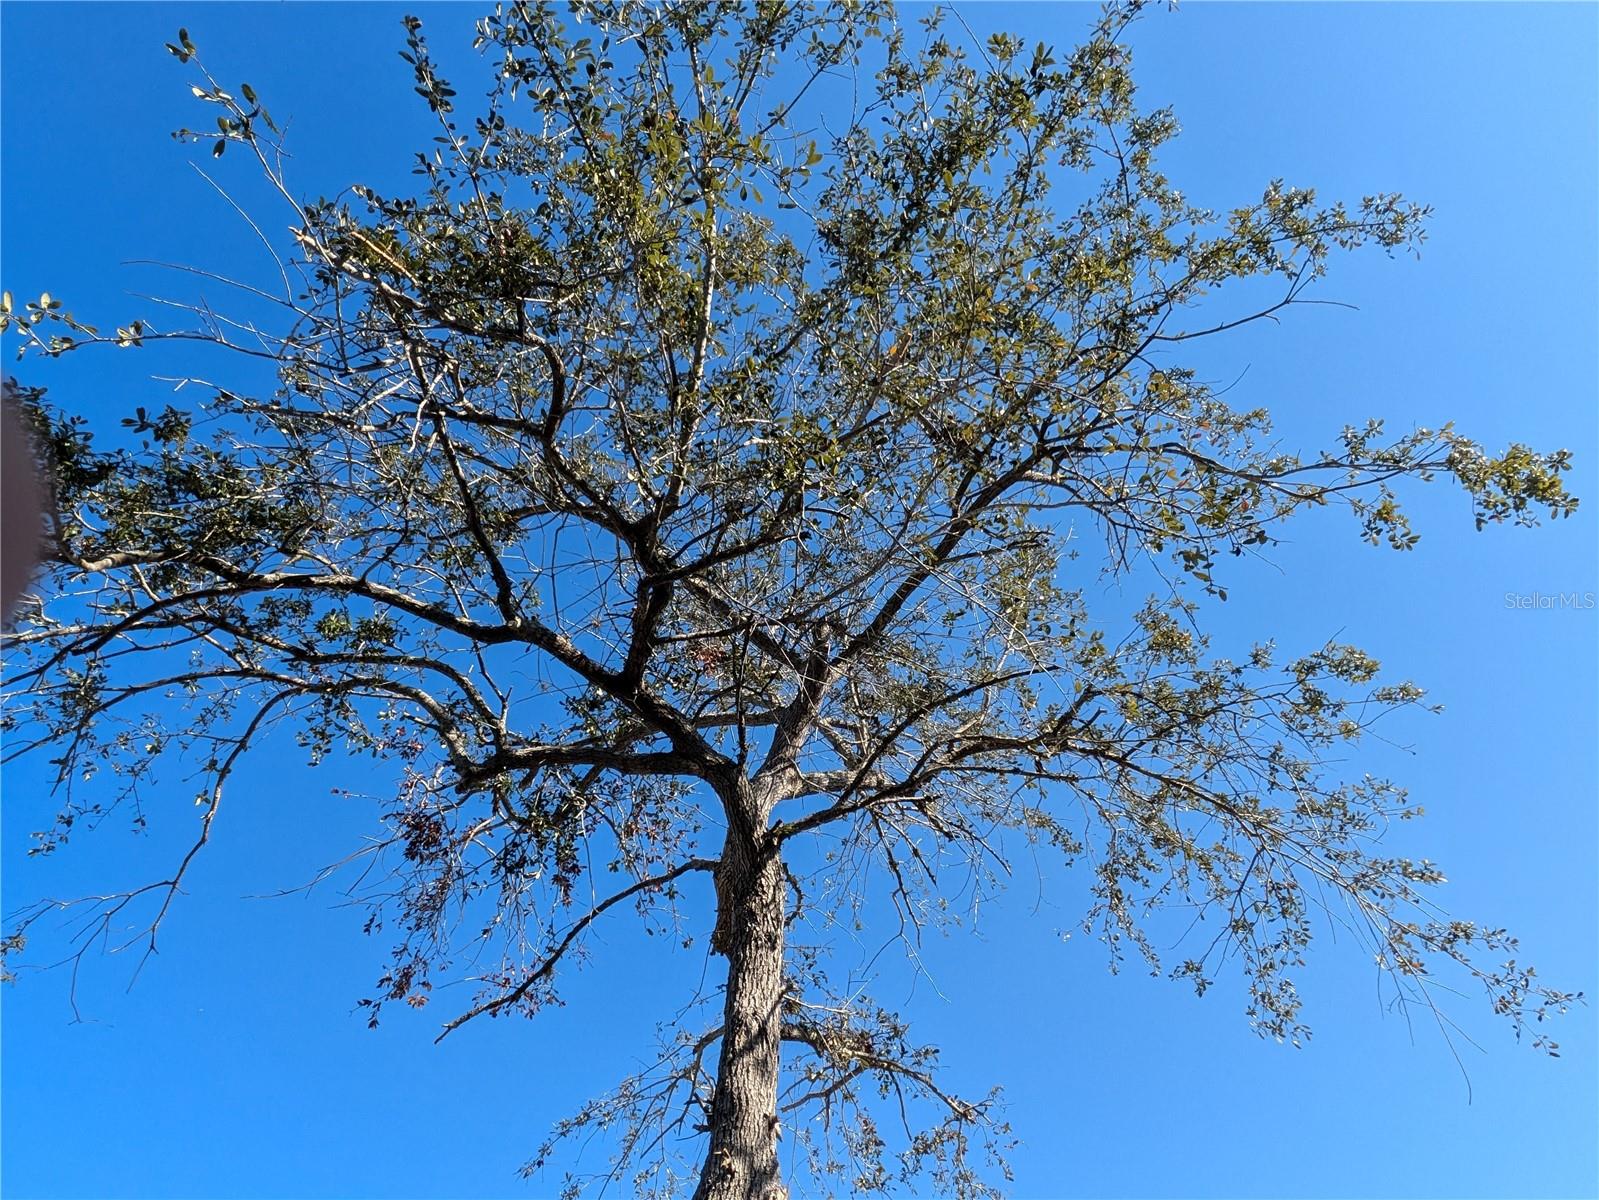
xmin=435 ymin=856 xmax=717 ymax=1041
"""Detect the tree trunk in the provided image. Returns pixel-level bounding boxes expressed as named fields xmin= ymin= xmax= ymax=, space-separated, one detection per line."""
xmin=694 ymin=823 xmax=787 ymax=1200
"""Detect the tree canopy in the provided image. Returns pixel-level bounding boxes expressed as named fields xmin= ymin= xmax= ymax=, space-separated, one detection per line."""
xmin=0 ymin=3 xmax=1583 ymax=1198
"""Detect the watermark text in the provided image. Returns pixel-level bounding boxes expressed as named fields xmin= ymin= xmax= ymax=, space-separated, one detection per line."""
xmin=1504 ymin=590 xmax=1597 ymax=611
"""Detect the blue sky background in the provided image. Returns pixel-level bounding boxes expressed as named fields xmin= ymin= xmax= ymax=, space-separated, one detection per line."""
xmin=2 ymin=3 xmax=1596 ymax=1199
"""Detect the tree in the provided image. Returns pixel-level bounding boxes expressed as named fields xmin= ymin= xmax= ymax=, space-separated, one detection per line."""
xmin=0 ymin=3 xmax=1583 ymax=1197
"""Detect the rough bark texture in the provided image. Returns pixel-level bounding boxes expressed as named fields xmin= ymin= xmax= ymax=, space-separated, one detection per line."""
xmin=694 ymin=810 xmax=787 ymax=1200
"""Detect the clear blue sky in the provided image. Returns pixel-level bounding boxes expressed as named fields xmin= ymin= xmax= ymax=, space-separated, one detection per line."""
xmin=2 ymin=4 xmax=1595 ymax=1198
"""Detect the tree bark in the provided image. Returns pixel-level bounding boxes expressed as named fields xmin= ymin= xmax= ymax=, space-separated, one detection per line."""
xmin=694 ymin=805 xmax=787 ymax=1200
